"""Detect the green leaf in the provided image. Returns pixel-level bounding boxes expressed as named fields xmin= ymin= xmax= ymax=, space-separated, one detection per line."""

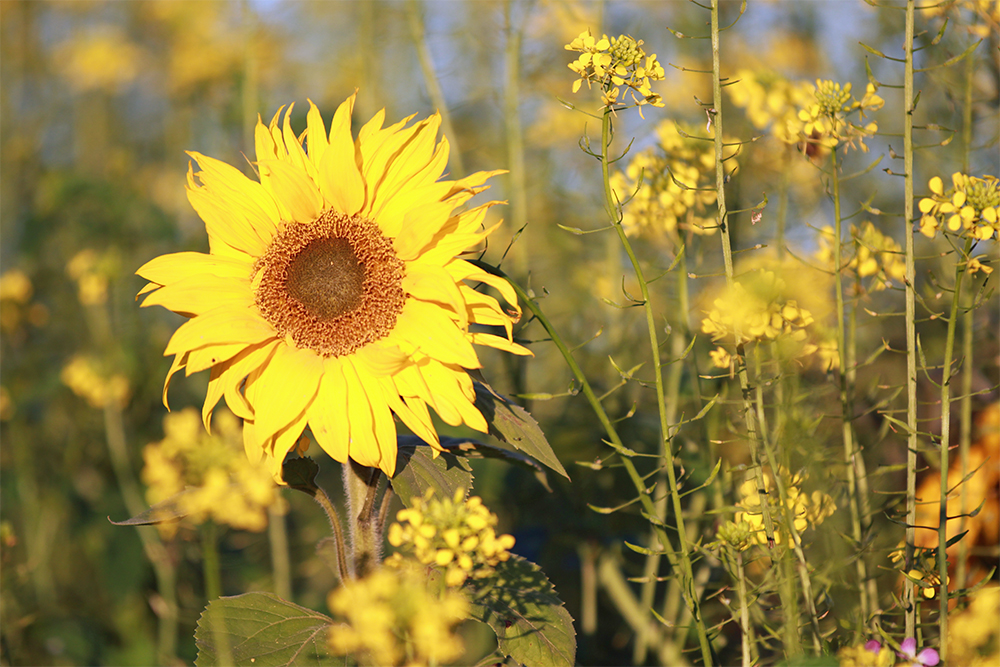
xmin=404 ymin=434 xmax=555 ymax=492
xmin=465 ymin=555 xmax=576 ymax=667
xmin=282 ymin=457 xmax=321 ymax=497
xmin=109 ymin=488 xmax=194 ymax=527
xmin=392 ymin=438 xmax=474 ymax=507
xmin=194 ymin=592 xmax=339 ymax=667
xmin=472 ymin=377 xmax=570 ymax=480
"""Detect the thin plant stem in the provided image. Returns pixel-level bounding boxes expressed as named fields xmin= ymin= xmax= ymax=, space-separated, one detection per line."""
xmin=732 ymin=549 xmax=754 ymax=667
xmin=709 ymin=0 xmax=776 ymax=547
xmin=405 ymin=0 xmax=464 ymax=178
xmin=937 ymin=237 xmax=974 ymax=661
xmin=956 ymin=27 xmax=976 ymax=594
xmin=830 ymin=147 xmax=872 ymax=623
xmin=474 ymin=259 xmax=714 ymax=665
xmin=202 ymin=521 xmax=233 ymax=667
xmin=268 ymin=505 xmax=292 ymax=600
xmin=312 ymin=481 xmax=350 ymax=582
xmin=503 ymin=0 xmax=529 ymax=276
xmin=599 ymin=103 xmax=715 ymax=664
xmin=902 ymin=0 xmax=918 ymax=639
xmin=776 ymin=144 xmax=791 ymax=260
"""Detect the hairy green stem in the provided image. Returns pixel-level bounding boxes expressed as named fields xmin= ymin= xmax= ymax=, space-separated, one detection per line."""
xmin=342 ymin=461 xmax=383 ymax=578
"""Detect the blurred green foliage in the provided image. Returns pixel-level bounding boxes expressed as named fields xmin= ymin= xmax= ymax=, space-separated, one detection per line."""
xmin=1 ymin=1 xmax=997 ymax=665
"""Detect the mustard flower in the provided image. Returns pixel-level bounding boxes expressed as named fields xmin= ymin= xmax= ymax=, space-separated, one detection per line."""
xmin=386 ymin=489 xmax=515 ymax=587
xmin=327 ymin=563 xmax=468 ymax=667
xmin=728 ymin=68 xmax=815 ymax=142
xmin=565 ymin=29 xmax=665 ymax=114
xmin=836 ymin=639 xmax=895 ymax=667
xmin=735 ymin=466 xmax=835 ymax=546
xmin=61 ymin=354 xmax=130 ymax=410
xmin=947 ymin=585 xmax=1000 ymax=666
xmin=141 ymin=407 xmax=278 ymax=538
xmin=918 ymin=173 xmax=1000 ymax=240
xmin=701 ymin=270 xmax=816 ymax=348
xmin=610 ymin=121 xmax=737 ymax=239
xmin=815 ymin=222 xmax=906 ymax=294
xmin=787 ymin=80 xmax=882 ymax=155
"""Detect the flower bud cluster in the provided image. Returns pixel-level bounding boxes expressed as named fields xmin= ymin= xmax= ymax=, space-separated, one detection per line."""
xmin=565 ymin=29 xmax=664 ymax=113
xmin=387 ymin=489 xmax=515 ymax=587
xmin=787 ymin=80 xmax=883 ymax=155
xmin=918 ymin=173 xmax=1000 ymax=241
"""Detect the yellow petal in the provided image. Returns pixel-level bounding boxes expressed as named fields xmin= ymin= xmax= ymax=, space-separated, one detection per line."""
xmin=217 ymin=339 xmax=280 ymax=423
xmin=353 ymin=341 xmax=412 ymax=377
xmin=187 ymin=166 xmax=268 ymax=257
xmin=266 ymin=407 xmax=313 ymax=482
xmin=318 ymin=93 xmax=366 ymax=216
xmin=249 ymin=343 xmax=324 ymax=443
xmin=140 ymin=275 xmax=252 ymax=317
xmin=341 ymin=360 xmax=381 ymax=470
xmin=136 ymin=251 xmax=253 ymax=285
xmin=393 ymin=300 xmax=480 ymax=369
xmin=469 ymin=331 xmax=533 ymax=356
xmin=304 ymin=100 xmax=329 ymax=168
xmin=257 ymin=159 xmax=323 ymax=223
xmin=164 ymin=305 xmax=276 ymax=357
xmin=353 ymin=362 xmax=398 ymax=476
xmin=402 ymin=262 xmax=467 ymax=327
xmin=307 ymin=357 xmax=350 ymax=464
xmin=185 ymin=151 xmax=280 ymax=241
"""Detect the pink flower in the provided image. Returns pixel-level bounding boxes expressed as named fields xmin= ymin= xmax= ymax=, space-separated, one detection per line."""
xmin=898 ymin=637 xmax=939 ymax=667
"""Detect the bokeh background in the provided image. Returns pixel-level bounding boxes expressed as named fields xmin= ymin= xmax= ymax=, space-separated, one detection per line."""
xmin=1 ymin=1 xmax=997 ymax=665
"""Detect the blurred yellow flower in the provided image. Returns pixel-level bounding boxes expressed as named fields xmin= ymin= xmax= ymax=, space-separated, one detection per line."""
xmin=141 ymin=407 xmax=278 ymax=539
xmin=815 ymin=222 xmax=906 ymax=294
xmin=709 ymin=346 xmax=732 ymax=369
xmin=54 ymin=28 xmax=145 ymax=93
xmin=610 ymin=121 xmax=737 ymax=240
xmin=0 ymin=269 xmax=33 ymax=304
xmin=728 ymin=69 xmax=815 ymax=139
xmin=788 ymin=80 xmax=882 ymax=155
xmin=923 ymin=0 xmax=1000 ymax=39
xmin=947 ymin=585 xmax=1000 ymax=666
xmin=61 ymin=354 xmax=130 ymax=410
xmin=565 ymin=30 xmax=665 ymax=114
xmin=735 ymin=466 xmax=835 ymax=546
xmin=137 ymin=95 xmax=530 ymax=479
xmin=701 ymin=270 xmax=815 ymax=348
xmin=918 ymin=173 xmax=1000 ymax=240
xmin=327 ymin=563 xmax=468 ymax=666
xmin=387 ymin=489 xmax=515 ymax=588
xmin=836 ymin=641 xmax=895 ymax=667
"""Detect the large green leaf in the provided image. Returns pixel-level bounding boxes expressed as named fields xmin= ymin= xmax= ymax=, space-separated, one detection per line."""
xmin=472 ymin=377 xmax=570 ymax=480
xmin=392 ymin=438 xmax=474 ymax=508
xmin=194 ymin=592 xmax=340 ymax=667
xmin=465 ymin=555 xmax=576 ymax=667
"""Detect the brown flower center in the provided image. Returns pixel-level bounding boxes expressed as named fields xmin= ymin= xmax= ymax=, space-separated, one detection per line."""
xmin=253 ymin=210 xmax=406 ymax=357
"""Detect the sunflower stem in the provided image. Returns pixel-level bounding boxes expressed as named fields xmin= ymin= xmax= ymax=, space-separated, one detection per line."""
xmin=311 ymin=478 xmax=350 ymax=582
xmin=343 ymin=461 xmax=384 ymax=578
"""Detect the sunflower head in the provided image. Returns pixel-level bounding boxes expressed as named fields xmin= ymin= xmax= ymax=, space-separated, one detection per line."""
xmin=138 ymin=93 xmax=531 ymax=479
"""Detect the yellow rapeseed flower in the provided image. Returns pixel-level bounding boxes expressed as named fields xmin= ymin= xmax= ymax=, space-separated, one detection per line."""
xmin=387 ymin=489 xmax=515 ymax=587
xmin=947 ymin=585 xmax=1000 ymax=666
xmin=735 ymin=466 xmax=835 ymax=546
xmin=701 ymin=270 xmax=816 ymax=349
xmin=327 ymin=563 xmax=468 ymax=667
xmin=141 ymin=407 xmax=278 ymax=538
xmin=918 ymin=173 xmax=1000 ymax=240
xmin=815 ymin=222 xmax=905 ymax=294
xmin=61 ymin=354 xmax=130 ymax=410
xmin=137 ymin=95 xmax=532 ymax=479
xmin=565 ymin=30 xmax=664 ymax=114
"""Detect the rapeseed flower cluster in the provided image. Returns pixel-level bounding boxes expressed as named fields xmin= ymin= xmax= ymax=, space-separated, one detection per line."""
xmin=924 ymin=0 xmax=1000 ymax=40
xmin=327 ymin=563 xmax=468 ymax=667
xmin=67 ymin=249 xmax=113 ymax=306
xmin=735 ymin=466 xmax=836 ymax=546
xmin=702 ymin=270 xmax=816 ymax=347
xmin=386 ymin=489 xmax=515 ymax=587
xmin=836 ymin=639 xmax=895 ymax=667
xmin=610 ymin=121 xmax=736 ymax=239
xmin=141 ymin=407 xmax=277 ymax=538
xmin=788 ymin=80 xmax=883 ymax=156
xmin=0 ymin=269 xmax=48 ymax=336
xmin=918 ymin=173 xmax=1000 ymax=241
xmin=61 ymin=354 xmax=130 ymax=410
xmin=728 ymin=69 xmax=815 ymax=143
xmin=565 ymin=30 xmax=665 ymax=113
xmin=816 ymin=222 xmax=906 ymax=294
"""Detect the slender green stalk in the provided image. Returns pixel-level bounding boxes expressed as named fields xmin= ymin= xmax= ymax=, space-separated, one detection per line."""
xmin=830 ymin=148 xmax=871 ymax=622
xmin=902 ymin=0 xmax=918 ymax=638
xmin=776 ymin=144 xmax=791 ymax=259
xmin=503 ymin=0 xmax=529 ymax=276
xmin=709 ymin=0 xmax=776 ymax=548
xmin=202 ymin=522 xmax=233 ymax=667
xmin=956 ymin=27 xmax=977 ymax=594
xmin=474 ymin=259 xmax=714 ymax=665
xmin=268 ymin=505 xmax=292 ymax=599
xmin=599 ymin=106 xmax=714 ymax=666
xmin=405 ymin=0 xmax=464 ymax=178
xmin=312 ymin=481 xmax=350 ymax=582
xmin=937 ymin=238 xmax=973 ymax=661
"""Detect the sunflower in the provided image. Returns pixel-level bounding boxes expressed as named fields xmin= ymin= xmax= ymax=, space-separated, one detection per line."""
xmin=138 ymin=93 xmax=530 ymax=478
